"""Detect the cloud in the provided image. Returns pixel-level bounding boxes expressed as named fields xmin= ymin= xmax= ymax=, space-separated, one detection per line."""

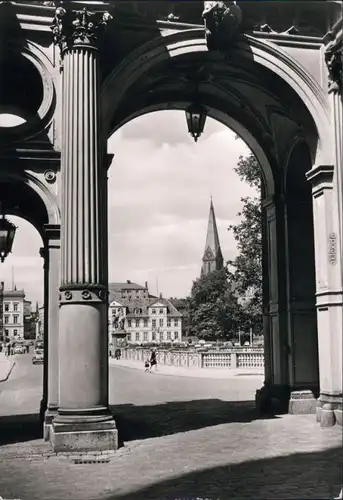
xmin=2 ymin=111 xmax=255 ymax=304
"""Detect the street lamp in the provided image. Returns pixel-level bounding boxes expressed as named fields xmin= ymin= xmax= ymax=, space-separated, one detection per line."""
xmin=0 ymin=208 xmax=17 ymax=263
xmin=185 ymin=103 xmax=207 ymax=143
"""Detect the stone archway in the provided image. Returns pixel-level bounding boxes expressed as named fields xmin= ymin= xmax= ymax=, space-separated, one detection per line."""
xmin=0 ymin=170 xmax=60 ymax=434
xmin=101 ymin=28 xmax=332 ymax=414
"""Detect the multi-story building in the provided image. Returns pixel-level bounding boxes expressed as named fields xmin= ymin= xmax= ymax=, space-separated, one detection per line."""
xmin=108 ymin=281 xmax=183 ymax=344
xmin=1 ymin=287 xmax=26 ymax=340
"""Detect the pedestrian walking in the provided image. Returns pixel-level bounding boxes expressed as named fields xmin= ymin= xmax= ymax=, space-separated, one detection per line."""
xmin=149 ymin=349 xmax=157 ymax=372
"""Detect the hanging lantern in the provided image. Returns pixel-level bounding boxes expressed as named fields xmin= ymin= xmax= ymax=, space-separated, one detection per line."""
xmin=0 ymin=214 xmax=17 ymax=263
xmin=185 ymin=103 xmax=207 ymax=142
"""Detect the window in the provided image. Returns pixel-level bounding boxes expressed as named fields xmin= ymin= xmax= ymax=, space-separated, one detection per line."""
xmin=159 ymin=308 xmax=164 ymax=314
xmin=159 ymin=331 xmax=164 ymax=341
xmin=127 ymin=319 xmax=132 ymax=328
xmin=174 ymin=331 xmax=179 ymax=339
xmin=152 ymin=308 xmax=156 ymax=314
xmin=4 ymin=303 xmax=9 ymax=312
xmin=4 ymin=316 xmax=9 ymax=324
xmin=167 ymin=319 xmax=171 ymax=327
xmin=135 ymin=319 xmax=139 ymax=328
xmin=143 ymin=332 xmax=148 ymax=341
xmin=13 ymin=315 xmax=18 ymax=324
xmin=5 ymin=329 xmax=9 ymax=335
xmin=144 ymin=319 xmax=148 ymax=327
xmin=152 ymin=332 xmax=156 ymax=341
xmin=14 ymin=329 xmax=18 ymax=336
xmin=152 ymin=319 xmax=156 ymax=328
xmin=159 ymin=318 xmax=163 ymax=327
xmin=13 ymin=303 xmax=18 ymax=312
xmin=135 ymin=332 xmax=140 ymax=342
xmin=174 ymin=319 xmax=178 ymax=327
xmin=167 ymin=331 xmax=171 ymax=340
xmin=127 ymin=333 xmax=131 ymax=341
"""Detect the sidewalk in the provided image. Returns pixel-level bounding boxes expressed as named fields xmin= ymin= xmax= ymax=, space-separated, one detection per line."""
xmin=110 ymin=357 xmax=264 ymax=379
xmin=0 ymin=353 xmax=15 ymax=383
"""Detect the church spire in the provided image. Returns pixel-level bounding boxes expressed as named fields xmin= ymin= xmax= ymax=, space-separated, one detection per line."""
xmin=201 ymin=198 xmax=224 ymax=277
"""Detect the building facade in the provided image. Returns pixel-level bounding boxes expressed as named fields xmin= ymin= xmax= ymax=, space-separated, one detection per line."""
xmin=109 ymin=281 xmax=183 ymax=344
xmin=1 ymin=288 xmax=26 ymax=340
xmin=201 ymin=198 xmax=224 ymax=277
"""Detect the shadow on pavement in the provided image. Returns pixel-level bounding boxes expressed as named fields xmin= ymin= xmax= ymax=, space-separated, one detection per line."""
xmin=96 ymin=446 xmax=343 ymax=500
xmin=111 ymin=399 xmax=277 ymax=445
xmin=0 ymin=413 xmax=42 ymax=445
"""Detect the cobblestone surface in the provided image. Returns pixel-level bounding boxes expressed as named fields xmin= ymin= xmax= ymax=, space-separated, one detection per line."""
xmin=0 ymin=356 xmax=341 ymax=500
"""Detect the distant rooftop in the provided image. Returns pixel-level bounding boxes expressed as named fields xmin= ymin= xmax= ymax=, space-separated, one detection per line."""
xmin=109 ymin=281 xmax=146 ymax=291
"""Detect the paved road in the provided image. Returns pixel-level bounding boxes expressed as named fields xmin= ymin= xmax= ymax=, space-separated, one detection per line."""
xmin=0 ymin=355 xmax=341 ymax=500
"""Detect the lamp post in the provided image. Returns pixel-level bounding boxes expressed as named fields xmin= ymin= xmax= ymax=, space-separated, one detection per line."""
xmin=0 ymin=207 xmax=17 ymax=263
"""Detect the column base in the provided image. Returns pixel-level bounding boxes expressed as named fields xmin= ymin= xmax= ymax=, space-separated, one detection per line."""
xmin=255 ymin=383 xmax=291 ymax=415
xmin=316 ymin=393 xmax=343 ymax=427
xmin=50 ymin=407 xmax=118 ymax=453
xmin=288 ymin=390 xmax=317 ymax=414
xmin=44 ymin=405 xmax=58 ymax=442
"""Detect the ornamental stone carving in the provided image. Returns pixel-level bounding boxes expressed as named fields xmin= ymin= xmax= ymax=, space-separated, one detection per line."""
xmin=51 ymin=4 xmax=113 ymax=53
xmin=202 ymin=1 xmax=242 ymax=51
xmin=324 ymin=31 xmax=342 ymax=94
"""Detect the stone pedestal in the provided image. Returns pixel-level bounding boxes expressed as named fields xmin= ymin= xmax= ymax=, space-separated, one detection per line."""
xmin=49 ymin=4 xmax=117 ymax=452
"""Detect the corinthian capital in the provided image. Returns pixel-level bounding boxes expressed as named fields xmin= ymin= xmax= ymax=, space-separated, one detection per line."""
xmin=51 ymin=4 xmax=112 ymax=53
xmin=324 ymin=28 xmax=342 ymax=95
xmin=202 ymin=1 xmax=242 ymax=51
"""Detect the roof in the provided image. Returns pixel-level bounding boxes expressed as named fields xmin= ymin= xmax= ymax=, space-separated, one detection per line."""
xmin=108 ymin=293 xmax=183 ymax=318
xmin=3 ymin=290 xmax=25 ymax=298
xmin=109 ymin=282 xmax=146 ymax=291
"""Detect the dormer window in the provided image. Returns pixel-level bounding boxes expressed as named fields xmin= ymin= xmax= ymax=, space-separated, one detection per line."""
xmin=159 ymin=308 xmax=164 ymax=314
xmin=152 ymin=308 xmax=156 ymax=314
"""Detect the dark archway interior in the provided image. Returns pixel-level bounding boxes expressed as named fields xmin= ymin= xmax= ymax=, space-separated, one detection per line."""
xmin=0 ymin=52 xmax=43 ymax=122
xmin=0 ymin=179 xmax=48 ymax=236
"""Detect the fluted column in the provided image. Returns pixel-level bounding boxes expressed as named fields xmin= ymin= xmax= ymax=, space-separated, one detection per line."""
xmin=39 ymin=245 xmax=49 ymax=424
xmin=50 ymin=4 xmax=117 ymax=453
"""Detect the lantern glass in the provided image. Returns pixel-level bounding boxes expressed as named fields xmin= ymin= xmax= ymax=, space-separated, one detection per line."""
xmin=185 ymin=104 xmax=207 ymax=142
xmin=0 ymin=217 xmax=17 ymax=263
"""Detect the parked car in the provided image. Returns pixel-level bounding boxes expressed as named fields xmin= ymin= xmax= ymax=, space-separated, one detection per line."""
xmin=13 ymin=344 xmax=26 ymax=354
xmin=32 ymin=349 xmax=44 ymax=364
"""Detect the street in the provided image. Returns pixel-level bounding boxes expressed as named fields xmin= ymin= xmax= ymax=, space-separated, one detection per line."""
xmin=0 ymin=354 xmax=341 ymax=500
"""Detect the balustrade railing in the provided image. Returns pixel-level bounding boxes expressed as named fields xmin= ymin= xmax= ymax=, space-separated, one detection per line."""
xmin=119 ymin=347 xmax=264 ymax=371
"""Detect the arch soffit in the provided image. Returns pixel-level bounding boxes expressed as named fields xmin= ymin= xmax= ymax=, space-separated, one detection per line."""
xmin=0 ymin=169 xmax=60 ymax=227
xmin=102 ymin=29 xmax=331 ymax=165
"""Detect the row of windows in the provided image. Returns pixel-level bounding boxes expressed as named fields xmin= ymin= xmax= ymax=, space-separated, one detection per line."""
xmin=125 ymin=318 xmax=179 ymax=328
xmin=4 ymin=328 xmax=19 ymax=336
xmin=3 ymin=315 xmax=20 ymax=324
xmin=111 ymin=307 xmax=166 ymax=316
xmin=3 ymin=303 xmax=20 ymax=312
xmin=127 ymin=331 xmax=180 ymax=342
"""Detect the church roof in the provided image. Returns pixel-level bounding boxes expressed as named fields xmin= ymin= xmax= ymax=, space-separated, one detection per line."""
xmin=202 ymin=198 xmax=223 ymax=261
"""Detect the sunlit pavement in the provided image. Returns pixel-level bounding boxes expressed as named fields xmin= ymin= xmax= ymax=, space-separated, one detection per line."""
xmin=0 ymin=354 xmax=341 ymax=500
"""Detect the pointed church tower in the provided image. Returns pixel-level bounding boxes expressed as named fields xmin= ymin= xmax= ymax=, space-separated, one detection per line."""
xmin=201 ymin=198 xmax=224 ymax=277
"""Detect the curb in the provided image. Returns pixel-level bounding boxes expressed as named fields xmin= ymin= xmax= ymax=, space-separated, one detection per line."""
xmin=0 ymin=360 xmax=16 ymax=383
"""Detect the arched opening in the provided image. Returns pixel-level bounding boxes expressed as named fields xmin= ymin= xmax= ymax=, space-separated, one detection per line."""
xmin=103 ymin=32 xmax=323 ymax=415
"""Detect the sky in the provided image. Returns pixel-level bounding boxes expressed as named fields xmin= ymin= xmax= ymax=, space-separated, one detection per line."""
xmin=0 ymin=110 xmax=255 ymax=306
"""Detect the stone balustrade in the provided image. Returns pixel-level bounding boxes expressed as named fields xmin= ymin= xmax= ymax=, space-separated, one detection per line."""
xmin=120 ymin=347 xmax=265 ymax=371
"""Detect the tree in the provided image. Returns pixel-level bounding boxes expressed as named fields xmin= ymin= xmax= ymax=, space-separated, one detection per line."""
xmin=187 ymin=267 xmax=240 ymax=340
xmin=228 ymin=152 xmax=263 ymax=334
